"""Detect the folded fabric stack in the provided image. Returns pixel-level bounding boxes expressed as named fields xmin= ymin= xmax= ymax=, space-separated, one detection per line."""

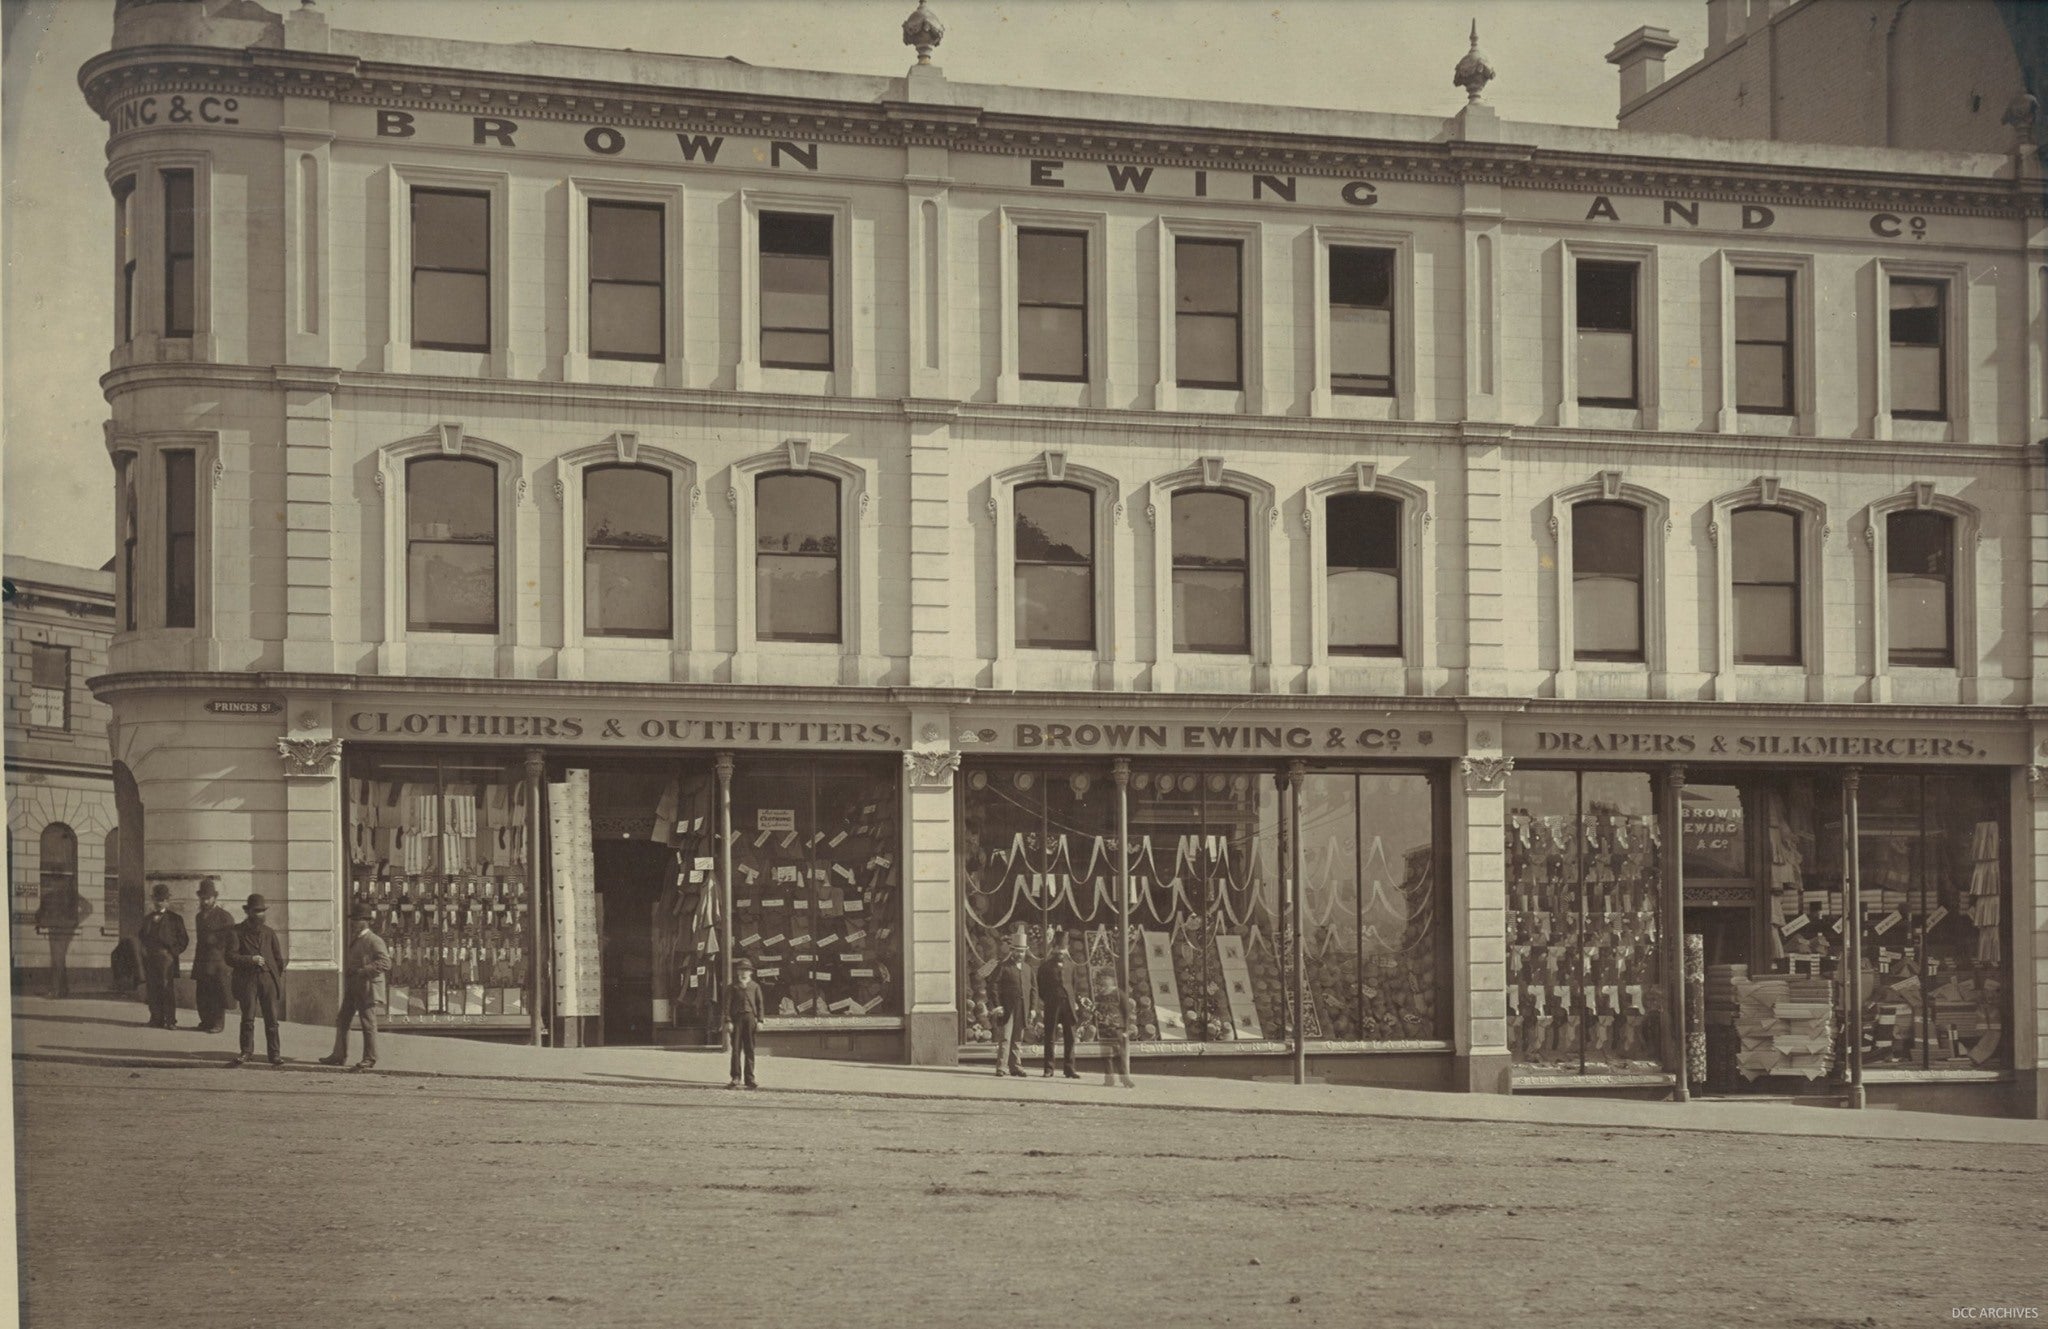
xmin=1968 ymin=822 xmax=2001 ymax=963
xmin=1732 ymin=972 xmax=1835 ymax=1081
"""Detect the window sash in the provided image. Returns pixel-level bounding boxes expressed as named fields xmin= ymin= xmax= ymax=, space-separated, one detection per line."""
xmin=759 ymin=213 xmax=833 ymax=370
xmin=1886 ymin=512 xmax=1954 ymax=667
xmin=1575 ymin=261 xmax=1638 ymax=407
xmin=755 ymin=472 xmax=841 ymax=642
xmin=115 ymin=179 xmax=136 ymax=343
xmin=1018 ymin=229 xmax=1088 ymax=383
xmin=1888 ymin=279 xmax=1947 ymax=420
xmin=1326 ymin=493 xmax=1401 ymax=656
xmin=589 ymin=201 xmax=665 ymax=362
xmin=1572 ymin=502 xmax=1644 ymax=662
xmin=411 ymin=189 xmax=491 ymax=352
xmin=1733 ymin=270 xmax=1794 ymax=415
xmin=1175 ymin=239 xmax=1243 ymax=389
xmin=583 ymin=466 xmax=672 ymax=638
xmin=29 ymin=646 xmax=69 ymax=729
xmin=162 ymin=170 xmax=195 ymax=338
xmin=1329 ymin=248 xmax=1394 ymax=396
xmin=163 ymin=451 xmax=196 ymax=628
xmin=406 ymin=458 xmax=499 ymax=634
xmin=1730 ymin=508 xmax=1801 ymax=665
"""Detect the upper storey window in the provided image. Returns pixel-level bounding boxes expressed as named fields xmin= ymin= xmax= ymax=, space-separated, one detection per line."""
xmin=759 ymin=213 xmax=833 ymax=371
xmin=1013 ymin=482 xmax=1094 ymax=651
xmin=406 ymin=457 xmax=498 ymax=633
xmin=1575 ymin=260 xmax=1638 ymax=408
xmin=162 ymin=170 xmax=195 ymax=339
xmin=1329 ymin=247 xmax=1394 ymax=397
xmin=1171 ymin=489 xmax=1249 ymax=654
xmin=412 ymin=189 xmax=491 ymax=353
xmin=1730 ymin=507 xmax=1800 ymax=665
xmin=29 ymin=644 xmax=70 ymax=730
xmin=589 ymin=201 xmax=664 ymax=362
xmin=1888 ymin=279 xmax=1947 ymax=420
xmin=1572 ymin=500 xmax=1643 ymax=662
xmin=755 ymin=472 xmax=840 ymax=642
xmin=1175 ymin=238 xmax=1243 ymax=390
xmin=1733 ymin=270 xmax=1793 ymax=415
xmin=114 ymin=177 xmax=136 ymax=343
xmin=1886 ymin=510 xmax=1953 ymax=667
xmin=163 ymin=450 xmax=196 ymax=629
xmin=584 ymin=465 xmax=671 ymax=639
xmin=1017 ymin=230 xmax=1087 ymax=383
xmin=1326 ymin=493 xmax=1401 ymax=657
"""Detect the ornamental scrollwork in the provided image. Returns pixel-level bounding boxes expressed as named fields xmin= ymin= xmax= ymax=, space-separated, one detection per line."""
xmin=903 ymin=750 xmax=962 ymax=787
xmin=277 ymin=736 xmax=343 ymax=778
xmin=1460 ymin=754 xmax=1514 ymax=794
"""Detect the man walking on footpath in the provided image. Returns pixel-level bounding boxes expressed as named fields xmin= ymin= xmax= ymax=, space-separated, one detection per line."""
xmin=991 ymin=925 xmax=1036 ymax=1077
xmin=138 ymin=884 xmax=188 ymax=1029
xmin=1038 ymin=928 xmax=1081 ymax=1079
xmin=725 ymin=958 xmax=764 ymax=1090
xmin=226 ymin=893 xmax=288 ymax=1068
xmin=190 ymin=878 xmax=235 ymax=1034
xmin=320 ymin=905 xmax=389 ymax=1072
xmin=1100 ymin=980 xmax=1138 ymax=1089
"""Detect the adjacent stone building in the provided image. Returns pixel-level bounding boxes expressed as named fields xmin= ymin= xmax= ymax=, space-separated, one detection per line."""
xmin=79 ymin=0 xmax=2048 ymax=1115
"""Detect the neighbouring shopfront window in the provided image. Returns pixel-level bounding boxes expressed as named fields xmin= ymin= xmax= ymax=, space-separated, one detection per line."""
xmin=1857 ymin=773 xmax=2007 ymax=1071
xmin=346 ymin=751 xmax=534 ymax=1027
xmin=726 ymin=760 xmax=900 ymax=1020
xmin=957 ymin=763 xmax=1446 ymax=1048
xmin=1506 ymin=770 xmax=1665 ymax=1077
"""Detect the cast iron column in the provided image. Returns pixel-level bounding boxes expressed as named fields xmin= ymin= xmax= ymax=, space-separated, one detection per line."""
xmin=1113 ymin=758 xmax=1132 ymax=1049
xmin=1287 ymin=760 xmax=1307 ymax=1086
xmin=716 ymin=751 xmax=736 ymax=1052
xmin=1662 ymin=763 xmax=1689 ymax=1102
xmin=1842 ymin=765 xmax=1866 ymax=1109
xmin=523 ymin=747 xmax=545 ymax=1047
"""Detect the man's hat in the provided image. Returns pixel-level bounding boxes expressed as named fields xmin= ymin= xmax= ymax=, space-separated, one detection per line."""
xmin=243 ymin=893 xmax=268 ymax=914
xmin=197 ymin=877 xmax=219 ymax=899
xmin=150 ymin=883 xmax=171 ymax=902
xmin=735 ymin=957 xmax=754 ymax=970
xmin=349 ymin=904 xmax=374 ymax=922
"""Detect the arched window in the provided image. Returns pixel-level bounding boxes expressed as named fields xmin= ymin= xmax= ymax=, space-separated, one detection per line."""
xmin=1887 ymin=510 xmax=1954 ymax=667
xmin=406 ymin=456 xmax=498 ymax=633
xmin=39 ymin=823 xmax=77 ymax=916
xmin=1171 ymin=489 xmax=1249 ymax=655
xmin=1326 ymin=493 xmax=1401 ymax=657
xmin=1731 ymin=507 xmax=1800 ymax=665
xmin=756 ymin=472 xmax=840 ymax=642
xmin=1572 ymin=501 xmax=1644 ymax=662
xmin=1014 ymin=482 xmax=1094 ymax=650
xmin=583 ymin=464 xmax=671 ymax=638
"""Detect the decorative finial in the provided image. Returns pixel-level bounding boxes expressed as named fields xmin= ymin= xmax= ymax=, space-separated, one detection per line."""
xmin=902 ymin=1 xmax=945 ymax=65
xmin=1453 ymin=19 xmax=1495 ymax=105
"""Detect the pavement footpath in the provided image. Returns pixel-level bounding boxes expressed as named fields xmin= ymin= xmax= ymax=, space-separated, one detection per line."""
xmin=13 ymin=995 xmax=2048 ymax=1147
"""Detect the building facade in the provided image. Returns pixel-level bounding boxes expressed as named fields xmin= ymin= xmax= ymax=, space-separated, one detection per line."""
xmin=82 ymin=0 xmax=2048 ymax=1115
xmin=6 ymin=557 xmax=120 ymax=995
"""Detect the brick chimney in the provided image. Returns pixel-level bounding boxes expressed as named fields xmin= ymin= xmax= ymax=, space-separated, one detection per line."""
xmin=1607 ymin=26 xmax=1681 ymax=108
xmin=1705 ymin=0 xmax=1748 ymax=56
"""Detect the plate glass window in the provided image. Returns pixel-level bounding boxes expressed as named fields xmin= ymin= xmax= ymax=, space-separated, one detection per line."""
xmin=759 ymin=213 xmax=832 ymax=370
xmin=117 ymin=457 xmax=137 ymax=631
xmin=1171 ymin=490 xmax=1249 ymax=654
xmin=1731 ymin=507 xmax=1799 ymax=664
xmin=583 ymin=465 xmax=671 ymax=638
xmin=114 ymin=177 xmax=136 ymax=342
xmin=1886 ymin=510 xmax=1953 ymax=667
xmin=406 ymin=457 xmax=498 ymax=633
xmin=589 ymin=201 xmax=663 ymax=361
xmin=1733 ymin=270 xmax=1793 ymax=414
xmin=1017 ymin=230 xmax=1086 ymax=381
xmin=1576 ymin=260 xmax=1638 ymax=407
xmin=1888 ymin=279 xmax=1946 ymax=419
xmin=29 ymin=644 xmax=69 ymax=730
xmin=1329 ymin=247 xmax=1394 ymax=396
xmin=756 ymin=472 xmax=840 ymax=642
xmin=1175 ymin=238 xmax=1242 ymax=389
xmin=1013 ymin=483 xmax=1093 ymax=650
xmin=1326 ymin=493 xmax=1400 ymax=656
xmin=163 ymin=450 xmax=196 ymax=629
xmin=1572 ymin=501 xmax=1643 ymax=661
xmin=162 ymin=170 xmax=195 ymax=338
xmin=412 ymin=189 xmax=490 ymax=352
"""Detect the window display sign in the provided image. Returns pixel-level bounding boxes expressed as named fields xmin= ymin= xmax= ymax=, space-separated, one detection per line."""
xmin=976 ymin=714 xmax=1460 ymax=756
xmin=1681 ymin=784 xmax=1745 ymax=880
xmin=1506 ymin=717 xmax=2023 ymax=765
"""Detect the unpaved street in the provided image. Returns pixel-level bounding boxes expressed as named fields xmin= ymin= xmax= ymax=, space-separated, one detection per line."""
xmin=15 ymin=1055 xmax=2048 ymax=1328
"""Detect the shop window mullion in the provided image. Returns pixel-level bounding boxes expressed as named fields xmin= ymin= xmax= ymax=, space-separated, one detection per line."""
xmin=1354 ymin=775 xmax=1367 ymax=1045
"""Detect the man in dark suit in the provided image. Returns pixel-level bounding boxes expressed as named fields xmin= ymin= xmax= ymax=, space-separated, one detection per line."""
xmin=226 ymin=893 xmax=288 ymax=1067
xmin=137 ymin=883 xmax=188 ymax=1029
xmin=320 ymin=904 xmax=391 ymax=1072
xmin=725 ymin=958 xmax=765 ymax=1090
xmin=991 ymin=925 xmax=1036 ymax=1077
xmin=190 ymin=877 xmax=236 ymax=1033
xmin=1038 ymin=928 xmax=1081 ymax=1079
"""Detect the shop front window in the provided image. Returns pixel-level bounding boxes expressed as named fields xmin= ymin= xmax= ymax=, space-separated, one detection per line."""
xmin=344 ymin=751 xmax=535 ymax=1027
xmin=1506 ymin=769 xmax=1665 ymax=1077
xmin=957 ymin=763 xmax=1446 ymax=1049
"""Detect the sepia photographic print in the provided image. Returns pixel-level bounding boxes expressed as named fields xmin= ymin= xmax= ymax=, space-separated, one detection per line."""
xmin=4 ymin=0 xmax=2047 ymax=1323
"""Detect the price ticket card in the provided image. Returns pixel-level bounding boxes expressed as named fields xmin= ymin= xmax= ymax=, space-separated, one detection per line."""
xmin=765 ymin=934 xmax=785 ymax=947
xmin=813 ymin=971 xmax=832 ymax=982
xmin=756 ymin=966 xmax=780 ymax=978
xmin=844 ymin=900 xmax=864 ymax=913
xmin=792 ymin=933 xmax=811 ymax=948
xmin=740 ymin=865 xmax=759 ymax=884
xmin=816 ymin=933 xmax=839 ymax=948
xmin=753 ymin=830 xmax=772 ymax=848
xmin=851 ymin=967 xmax=874 ymax=978
xmin=693 ymin=856 xmax=715 ymax=872
xmin=780 ymin=832 xmax=798 ymax=849
xmin=1925 ymin=905 xmax=1948 ymax=930
xmin=839 ymin=952 xmax=862 ymax=962
xmin=762 ymin=898 xmax=785 ymax=909
xmin=793 ymin=900 xmax=809 ymax=910
xmin=832 ymin=863 xmax=855 ymax=881
xmin=1874 ymin=911 xmax=1902 ymax=935
xmin=1781 ymin=916 xmax=1810 ymax=936
xmin=829 ymin=831 xmax=848 ymax=848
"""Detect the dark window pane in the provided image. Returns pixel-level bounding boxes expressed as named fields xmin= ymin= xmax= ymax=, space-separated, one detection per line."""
xmin=1328 ymin=568 xmax=1399 ymax=654
xmin=163 ymin=171 xmax=195 ymax=337
xmin=585 ymin=549 xmax=671 ymax=637
xmin=1173 ymin=568 xmax=1249 ymax=653
xmin=756 ymin=554 xmax=839 ymax=641
xmin=1172 ymin=490 xmax=1248 ymax=567
xmin=1731 ymin=508 xmax=1797 ymax=584
xmin=408 ymin=459 xmax=497 ymax=541
xmin=1019 ymin=306 xmax=1086 ymax=380
xmin=1573 ymin=502 xmax=1643 ymax=578
xmin=1889 ymin=280 xmax=1945 ymax=418
xmin=1018 ymin=231 xmax=1085 ymax=306
xmin=1735 ymin=342 xmax=1791 ymax=412
xmin=1326 ymin=494 xmax=1399 ymax=572
xmin=1887 ymin=511 xmax=1952 ymax=665
xmin=1329 ymin=247 xmax=1392 ymax=309
xmin=1015 ymin=564 xmax=1094 ymax=650
xmin=586 ymin=466 xmax=669 ymax=546
xmin=1887 ymin=511 xmax=1952 ymax=577
xmin=589 ymin=202 xmax=662 ymax=282
xmin=1576 ymin=261 xmax=1636 ymax=332
xmin=1177 ymin=314 xmax=1240 ymax=387
xmin=1015 ymin=484 xmax=1092 ymax=562
xmin=164 ymin=451 xmax=196 ymax=628
xmin=590 ymin=282 xmax=663 ymax=359
xmin=163 ymin=170 xmax=194 ymax=254
xmin=1888 ymin=280 xmax=1943 ymax=345
xmin=760 ymin=217 xmax=831 ymax=369
xmin=413 ymin=270 xmax=489 ymax=350
xmin=31 ymin=643 xmax=68 ymax=689
xmin=756 ymin=474 xmax=839 ymax=554
xmin=1733 ymin=271 xmax=1789 ymax=341
xmin=1175 ymin=239 xmax=1240 ymax=315
xmin=760 ymin=212 xmax=831 ymax=257
xmin=413 ymin=190 xmax=489 ymax=271
xmin=1734 ymin=584 xmax=1798 ymax=662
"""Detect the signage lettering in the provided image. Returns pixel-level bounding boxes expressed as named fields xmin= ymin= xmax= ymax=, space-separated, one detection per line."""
xmin=1532 ymin=730 xmax=1983 ymax=759
xmin=344 ymin=711 xmax=901 ymax=747
xmin=1012 ymin=722 xmax=1429 ymax=753
xmin=205 ymin=699 xmax=281 ymax=715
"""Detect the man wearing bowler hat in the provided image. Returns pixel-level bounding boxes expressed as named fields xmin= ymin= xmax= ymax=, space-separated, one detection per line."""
xmin=225 ymin=893 xmax=289 ymax=1067
xmin=320 ymin=904 xmax=390 ymax=1072
xmin=190 ymin=878 xmax=236 ymax=1034
xmin=137 ymin=883 xmax=188 ymax=1029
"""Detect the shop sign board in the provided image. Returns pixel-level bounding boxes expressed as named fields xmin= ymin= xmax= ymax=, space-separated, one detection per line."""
xmin=1505 ymin=717 xmax=2027 ymax=766
xmin=344 ymin=706 xmax=905 ymax=750
xmin=969 ymin=714 xmax=1463 ymax=757
xmin=1683 ymin=883 xmax=1759 ymax=908
xmin=204 ymin=698 xmax=281 ymax=715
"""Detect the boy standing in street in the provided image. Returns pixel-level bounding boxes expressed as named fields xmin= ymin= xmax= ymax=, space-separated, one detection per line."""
xmin=725 ymin=958 xmax=765 ymax=1090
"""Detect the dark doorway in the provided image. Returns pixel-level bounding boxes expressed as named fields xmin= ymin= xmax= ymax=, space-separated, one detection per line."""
xmin=595 ymin=840 xmax=667 ymax=1046
xmin=1687 ymin=907 xmax=1753 ymax=971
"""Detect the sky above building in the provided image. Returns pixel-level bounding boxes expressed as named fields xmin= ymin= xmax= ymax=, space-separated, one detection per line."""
xmin=2 ymin=0 xmax=1706 ymax=569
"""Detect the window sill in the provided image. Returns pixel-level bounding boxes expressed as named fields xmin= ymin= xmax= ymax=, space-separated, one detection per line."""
xmin=754 ymin=638 xmax=848 ymax=655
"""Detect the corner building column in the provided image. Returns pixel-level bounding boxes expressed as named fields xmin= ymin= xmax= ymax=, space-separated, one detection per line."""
xmin=902 ymin=708 xmax=960 ymax=1065
xmin=1452 ymin=749 xmax=1512 ymax=1093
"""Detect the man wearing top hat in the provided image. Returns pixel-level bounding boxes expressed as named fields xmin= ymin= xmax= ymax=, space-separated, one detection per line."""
xmin=320 ymin=904 xmax=390 ymax=1072
xmin=225 ymin=893 xmax=289 ymax=1067
xmin=137 ymin=883 xmax=188 ymax=1029
xmin=190 ymin=877 xmax=236 ymax=1034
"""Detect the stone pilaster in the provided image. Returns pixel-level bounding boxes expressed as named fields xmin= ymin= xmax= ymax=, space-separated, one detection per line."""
xmin=906 ymin=406 xmax=964 ymax=687
xmin=1452 ymin=750 xmax=1513 ymax=1092
xmin=902 ymin=708 xmax=959 ymax=1064
xmin=280 ymin=373 xmax=338 ymax=673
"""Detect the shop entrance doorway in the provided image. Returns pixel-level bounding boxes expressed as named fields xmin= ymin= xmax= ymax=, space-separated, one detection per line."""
xmin=1686 ymin=906 xmax=1753 ymax=972
xmin=595 ymin=839 xmax=667 ymax=1046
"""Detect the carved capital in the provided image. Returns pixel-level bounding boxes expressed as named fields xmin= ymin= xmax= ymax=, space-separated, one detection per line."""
xmin=2028 ymin=765 xmax=2047 ymax=799
xmin=904 ymin=749 xmax=962 ymax=788
xmin=277 ymin=736 xmax=343 ymax=778
xmin=1460 ymin=754 xmax=1514 ymax=794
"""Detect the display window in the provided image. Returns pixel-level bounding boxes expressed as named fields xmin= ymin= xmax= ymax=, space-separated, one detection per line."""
xmin=345 ymin=750 xmax=535 ymax=1027
xmin=1505 ymin=769 xmax=1666 ymax=1077
xmin=956 ymin=762 xmax=1447 ymax=1049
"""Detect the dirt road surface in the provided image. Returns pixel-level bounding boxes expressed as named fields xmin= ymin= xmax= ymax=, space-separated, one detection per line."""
xmin=15 ymin=1054 xmax=2048 ymax=1328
